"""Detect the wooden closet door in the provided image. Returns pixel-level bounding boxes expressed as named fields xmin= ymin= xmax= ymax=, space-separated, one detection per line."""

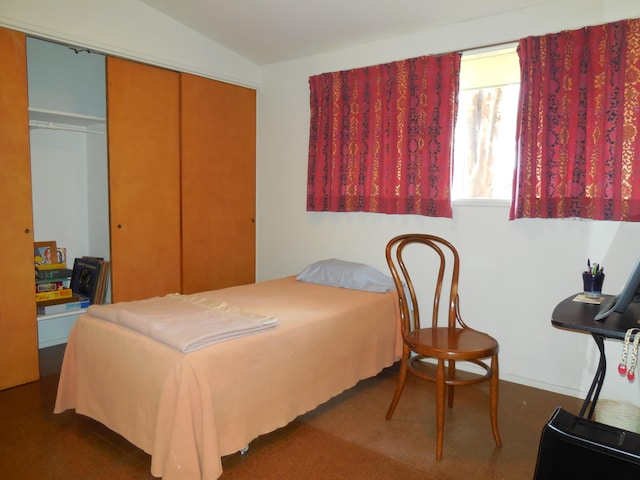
xmin=0 ymin=28 xmax=39 ymax=389
xmin=107 ymin=58 xmax=182 ymax=302
xmin=180 ymin=74 xmax=256 ymax=293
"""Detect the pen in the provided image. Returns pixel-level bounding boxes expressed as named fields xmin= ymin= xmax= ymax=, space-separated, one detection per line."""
xmin=586 ymin=259 xmax=603 ymax=276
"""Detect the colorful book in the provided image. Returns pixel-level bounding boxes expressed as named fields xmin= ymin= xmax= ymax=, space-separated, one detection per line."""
xmin=37 ymin=296 xmax=90 ymax=316
xmin=35 ymin=268 xmax=73 ymax=280
xmin=35 ymin=288 xmax=73 ymax=302
xmin=36 ymin=281 xmax=65 ymax=293
xmin=36 ymin=277 xmax=70 ymax=286
xmin=70 ymin=257 xmax=103 ymax=304
xmin=37 ymin=262 xmax=67 ymax=270
xmin=93 ymin=260 xmax=111 ymax=305
xmin=36 ymin=294 xmax=80 ymax=308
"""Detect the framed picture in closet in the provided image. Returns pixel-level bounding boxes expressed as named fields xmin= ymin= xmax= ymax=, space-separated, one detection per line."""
xmin=34 ymin=241 xmax=57 ymax=266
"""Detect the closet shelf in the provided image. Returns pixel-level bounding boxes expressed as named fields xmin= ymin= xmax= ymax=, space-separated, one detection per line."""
xmin=29 ymin=107 xmax=106 ymax=134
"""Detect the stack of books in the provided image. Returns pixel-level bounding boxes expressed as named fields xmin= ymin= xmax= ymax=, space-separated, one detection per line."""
xmin=36 ymin=265 xmax=73 ymax=297
xmin=36 ymin=293 xmax=91 ymax=316
xmin=70 ymin=256 xmax=111 ymax=305
xmin=34 ymin=241 xmax=108 ymax=316
xmin=35 ymin=240 xmax=77 ymax=312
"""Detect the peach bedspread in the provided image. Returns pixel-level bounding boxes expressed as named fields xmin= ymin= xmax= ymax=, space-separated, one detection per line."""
xmin=54 ymin=276 xmax=402 ymax=479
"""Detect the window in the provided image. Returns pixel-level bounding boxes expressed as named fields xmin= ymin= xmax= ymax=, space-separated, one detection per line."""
xmin=452 ymin=46 xmax=520 ymax=200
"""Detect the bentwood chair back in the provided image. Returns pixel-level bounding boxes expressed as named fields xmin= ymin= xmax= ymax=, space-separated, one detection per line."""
xmin=385 ymin=233 xmax=502 ymax=460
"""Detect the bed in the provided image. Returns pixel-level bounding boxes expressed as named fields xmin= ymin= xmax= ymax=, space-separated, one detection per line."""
xmin=54 ymin=265 xmax=402 ymax=480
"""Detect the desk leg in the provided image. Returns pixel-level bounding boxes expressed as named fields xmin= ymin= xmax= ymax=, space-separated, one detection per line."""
xmin=579 ymin=333 xmax=606 ymax=419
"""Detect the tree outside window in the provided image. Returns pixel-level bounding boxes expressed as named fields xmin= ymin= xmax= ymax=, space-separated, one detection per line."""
xmin=452 ymin=47 xmax=519 ymax=200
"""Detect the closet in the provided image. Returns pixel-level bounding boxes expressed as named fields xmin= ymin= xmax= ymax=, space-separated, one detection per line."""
xmin=27 ymin=36 xmax=108 ymax=350
xmin=0 ymin=27 xmax=256 ymax=390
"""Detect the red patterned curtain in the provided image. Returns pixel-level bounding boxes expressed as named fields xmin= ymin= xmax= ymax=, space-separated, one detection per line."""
xmin=307 ymin=53 xmax=461 ymax=217
xmin=511 ymin=19 xmax=640 ymax=221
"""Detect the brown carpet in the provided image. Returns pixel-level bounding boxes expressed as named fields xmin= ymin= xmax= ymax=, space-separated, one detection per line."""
xmin=221 ymin=420 xmax=429 ymax=479
xmin=0 ymin=345 xmax=582 ymax=479
xmin=221 ymin=364 xmax=582 ymax=479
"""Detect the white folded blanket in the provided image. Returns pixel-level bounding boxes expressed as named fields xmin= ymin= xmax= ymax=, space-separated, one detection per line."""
xmin=87 ymin=293 xmax=278 ymax=352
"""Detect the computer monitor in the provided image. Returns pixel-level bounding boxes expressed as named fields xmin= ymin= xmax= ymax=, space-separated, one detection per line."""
xmin=595 ymin=256 xmax=640 ymax=321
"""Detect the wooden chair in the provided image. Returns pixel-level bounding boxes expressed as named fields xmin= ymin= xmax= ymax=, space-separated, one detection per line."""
xmin=385 ymin=233 xmax=502 ymax=460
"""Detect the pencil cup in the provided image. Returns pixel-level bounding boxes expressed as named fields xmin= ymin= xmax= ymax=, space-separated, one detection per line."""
xmin=582 ymin=272 xmax=605 ymax=299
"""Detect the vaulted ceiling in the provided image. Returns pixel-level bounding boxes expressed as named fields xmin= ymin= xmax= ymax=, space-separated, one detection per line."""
xmin=138 ymin=0 xmax=555 ymax=65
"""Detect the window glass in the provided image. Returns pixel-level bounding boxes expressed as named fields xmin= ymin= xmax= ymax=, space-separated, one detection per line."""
xmin=452 ymin=46 xmax=520 ymax=200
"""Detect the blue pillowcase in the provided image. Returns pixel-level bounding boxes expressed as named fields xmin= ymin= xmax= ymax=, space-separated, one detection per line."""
xmin=296 ymin=258 xmax=396 ymax=293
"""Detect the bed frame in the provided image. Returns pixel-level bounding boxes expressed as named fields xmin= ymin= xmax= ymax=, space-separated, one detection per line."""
xmin=55 ymin=276 xmax=401 ymax=479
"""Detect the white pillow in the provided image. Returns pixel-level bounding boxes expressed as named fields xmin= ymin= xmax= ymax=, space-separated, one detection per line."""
xmin=296 ymin=258 xmax=395 ymax=293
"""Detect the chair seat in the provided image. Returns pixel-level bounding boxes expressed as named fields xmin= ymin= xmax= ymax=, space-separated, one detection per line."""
xmin=408 ymin=327 xmax=499 ymax=360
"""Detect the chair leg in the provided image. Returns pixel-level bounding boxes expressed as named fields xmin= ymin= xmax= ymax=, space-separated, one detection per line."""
xmin=489 ymin=353 xmax=502 ymax=447
xmin=447 ymin=359 xmax=455 ymax=408
xmin=386 ymin=352 xmax=409 ymax=420
xmin=435 ymin=358 xmax=446 ymax=460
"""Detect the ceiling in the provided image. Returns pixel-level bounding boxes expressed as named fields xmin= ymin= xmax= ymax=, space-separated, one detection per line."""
xmin=138 ymin=0 xmax=554 ymax=65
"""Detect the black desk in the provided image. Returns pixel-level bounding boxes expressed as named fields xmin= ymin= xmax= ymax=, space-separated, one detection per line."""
xmin=552 ymin=294 xmax=640 ymax=419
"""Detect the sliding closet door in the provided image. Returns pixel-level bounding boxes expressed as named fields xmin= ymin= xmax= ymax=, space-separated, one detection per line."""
xmin=107 ymin=57 xmax=181 ymax=302
xmin=0 ymin=28 xmax=39 ymax=389
xmin=180 ymin=74 xmax=256 ymax=293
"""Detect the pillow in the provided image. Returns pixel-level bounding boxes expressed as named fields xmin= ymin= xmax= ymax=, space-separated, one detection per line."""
xmin=296 ymin=258 xmax=396 ymax=293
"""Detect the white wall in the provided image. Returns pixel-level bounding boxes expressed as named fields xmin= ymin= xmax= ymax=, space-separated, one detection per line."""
xmin=256 ymin=0 xmax=640 ymax=404
xmin=29 ymin=129 xmax=90 ymax=262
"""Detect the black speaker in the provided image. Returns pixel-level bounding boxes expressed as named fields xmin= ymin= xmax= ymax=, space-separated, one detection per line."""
xmin=533 ymin=407 xmax=640 ymax=479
